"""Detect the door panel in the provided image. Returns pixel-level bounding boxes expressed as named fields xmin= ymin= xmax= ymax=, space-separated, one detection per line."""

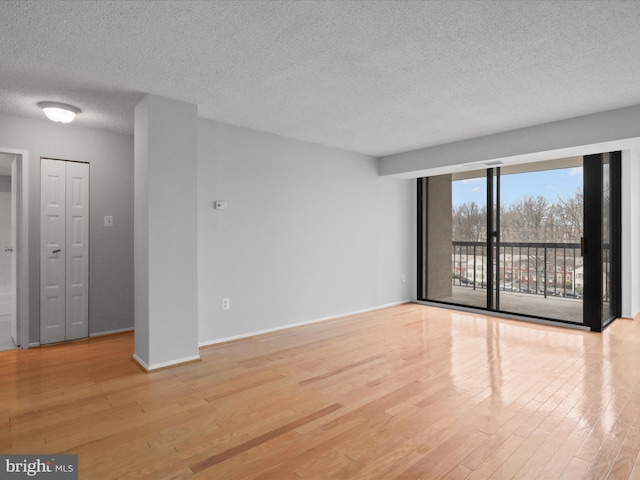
xmin=40 ymin=159 xmax=66 ymax=344
xmin=423 ymin=173 xmax=489 ymax=309
xmin=65 ymin=161 xmax=89 ymax=340
xmin=496 ymin=160 xmax=584 ymax=323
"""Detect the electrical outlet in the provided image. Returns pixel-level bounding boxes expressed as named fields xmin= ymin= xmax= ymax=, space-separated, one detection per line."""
xmin=401 ymin=274 xmax=406 ymax=283
xmin=221 ymin=298 xmax=230 ymax=310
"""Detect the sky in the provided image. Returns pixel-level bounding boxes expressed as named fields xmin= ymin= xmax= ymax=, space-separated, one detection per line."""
xmin=452 ymin=167 xmax=583 ymax=207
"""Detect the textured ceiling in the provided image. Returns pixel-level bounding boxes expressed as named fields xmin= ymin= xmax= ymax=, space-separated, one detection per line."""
xmin=1 ymin=0 xmax=640 ymax=156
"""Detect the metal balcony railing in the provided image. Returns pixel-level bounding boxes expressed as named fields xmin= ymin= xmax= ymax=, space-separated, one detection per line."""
xmin=451 ymin=241 xmax=588 ymax=299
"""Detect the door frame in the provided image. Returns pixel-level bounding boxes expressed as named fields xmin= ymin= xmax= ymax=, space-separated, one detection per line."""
xmin=583 ymin=152 xmax=622 ymax=331
xmin=0 ymin=147 xmax=29 ymax=349
xmin=417 ymin=154 xmax=622 ymax=331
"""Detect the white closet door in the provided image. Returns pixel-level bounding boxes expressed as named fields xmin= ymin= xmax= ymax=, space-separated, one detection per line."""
xmin=40 ymin=159 xmax=67 ymax=344
xmin=65 ymin=161 xmax=89 ymax=340
xmin=40 ymin=159 xmax=89 ymax=344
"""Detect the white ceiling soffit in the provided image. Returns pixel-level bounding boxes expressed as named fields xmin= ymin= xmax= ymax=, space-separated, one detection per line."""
xmin=1 ymin=1 xmax=640 ymax=157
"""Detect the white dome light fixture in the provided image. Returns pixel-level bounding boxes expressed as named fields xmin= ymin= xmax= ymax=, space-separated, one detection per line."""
xmin=37 ymin=101 xmax=81 ymax=123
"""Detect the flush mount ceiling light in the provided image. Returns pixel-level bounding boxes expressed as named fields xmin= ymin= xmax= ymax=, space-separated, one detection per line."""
xmin=37 ymin=101 xmax=81 ymax=123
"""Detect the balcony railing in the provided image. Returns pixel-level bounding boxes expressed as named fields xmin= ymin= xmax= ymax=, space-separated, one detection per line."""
xmin=451 ymin=241 xmax=585 ymax=299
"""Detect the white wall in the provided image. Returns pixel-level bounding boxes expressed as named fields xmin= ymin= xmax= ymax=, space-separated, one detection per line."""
xmin=0 ymin=113 xmax=134 ymax=343
xmin=197 ymin=120 xmax=412 ymax=344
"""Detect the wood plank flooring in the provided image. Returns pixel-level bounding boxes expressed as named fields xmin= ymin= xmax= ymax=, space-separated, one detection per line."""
xmin=2 ymin=303 xmax=640 ymax=479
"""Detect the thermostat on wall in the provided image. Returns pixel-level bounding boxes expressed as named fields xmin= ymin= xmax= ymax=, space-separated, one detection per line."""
xmin=214 ymin=201 xmax=228 ymax=210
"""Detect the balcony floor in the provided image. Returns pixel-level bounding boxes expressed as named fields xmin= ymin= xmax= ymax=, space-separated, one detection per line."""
xmin=433 ymin=285 xmax=583 ymax=324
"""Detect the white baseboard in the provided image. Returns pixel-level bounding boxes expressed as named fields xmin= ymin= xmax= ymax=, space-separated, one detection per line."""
xmin=90 ymin=327 xmax=134 ymax=338
xmin=198 ymin=300 xmax=411 ymax=348
xmin=133 ymin=353 xmax=201 ymax=372
xmin=29 ymin=342 xmax=40 ymax=348
xmin=132 ymin=354 xmax=149 ymax=371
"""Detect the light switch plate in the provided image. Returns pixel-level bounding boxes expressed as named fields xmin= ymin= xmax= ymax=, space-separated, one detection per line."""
xmin=104 ymin=215 xmax=114 ymax=227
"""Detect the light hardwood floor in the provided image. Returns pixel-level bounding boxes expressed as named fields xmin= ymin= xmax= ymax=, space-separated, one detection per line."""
xmin=2 ymin=303 xmax=640 ymax=479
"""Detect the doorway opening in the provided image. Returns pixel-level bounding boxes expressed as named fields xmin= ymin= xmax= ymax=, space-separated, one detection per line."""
xmin=417 ymin=154 xmax=621 ymax=331
xmin=0 ymin=148 xmax=29 ymax=350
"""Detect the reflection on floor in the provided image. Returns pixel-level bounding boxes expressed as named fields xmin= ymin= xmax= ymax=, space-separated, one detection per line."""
xmin=433 ymin=285 xmax=583 ymax=323
xmin=0 ymin=319 xmax=15 ymax=351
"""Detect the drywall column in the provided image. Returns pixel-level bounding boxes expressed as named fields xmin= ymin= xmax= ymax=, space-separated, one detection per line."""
xmin=621 ymin=149 xmax=640 ymax=318
xmin=134 ymin=95 xmax=199 ymax=370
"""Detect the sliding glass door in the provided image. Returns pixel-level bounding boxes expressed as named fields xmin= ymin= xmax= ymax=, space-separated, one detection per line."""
xmin=418 ymin=171 xmax=489 ymax=309
xmin=418 ymin=154 xmax=620 ymax=331
xmin=496 ymin=160 xmax=584 ymax=323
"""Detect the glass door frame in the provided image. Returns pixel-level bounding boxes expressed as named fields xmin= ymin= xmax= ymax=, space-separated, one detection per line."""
xmin=583 ymin=152 xmax=621 ymax=331
xmin=417 ymin=153 xmax=622 ymax=331
xmin=486 ymin=168 xmax=495 ymax=311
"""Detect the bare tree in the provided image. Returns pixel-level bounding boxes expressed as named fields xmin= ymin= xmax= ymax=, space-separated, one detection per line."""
xmin=452 ymin=202 xmax=486 ymax=241
xmin=553 ymin=188 xmax=583 ymax=241
xmin=501 ymin=195 xmax=551 ymax=241
xmin=452 ymin=189 xmax=583 ymax=243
